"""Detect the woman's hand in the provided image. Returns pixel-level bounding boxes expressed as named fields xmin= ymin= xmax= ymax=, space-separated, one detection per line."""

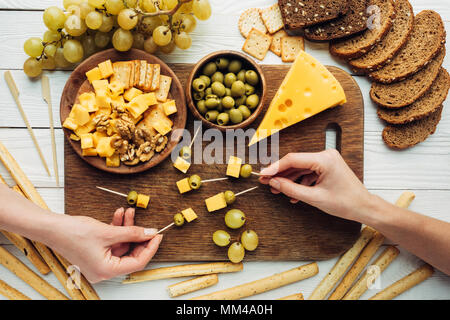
xmin=48 ymin=207 xmax=163 ymax=283
xmin=259 ymin=149 xmax=373 ymax=222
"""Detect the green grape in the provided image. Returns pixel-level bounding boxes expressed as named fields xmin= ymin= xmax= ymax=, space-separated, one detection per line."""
xmin=43 ymin=6 xmax=67 ymax=31
xmin=98 ymin=14 xmax=114 ymax=32
xmin=66 ymin=4 xmax=81 ymax=16
xmin=132 ymin=33 xmax=145 ymax=49
xmin=41 ymin=56 xmax=56 ymax=70
xmin=63 ymin=0 xmax=82 ymax=9
xmin=178 ymin=1 xmax=193 ymax=13
xmin=143 ymin=36 xmax=158 ymax=54
xmin=65 ymin=15 xmax=87 ymax=36
xmin=212 ymin=230 xmax=231 ymax=247
xmin=82 ymin=35 xmax=96 ymax=57
xmin=44 ymin=44 xmax=57 ymax=57
xmin=94 ymin=31 xmax=111 ymax=48
xmin=112 ymin=28 xmax=133 ymax=51
xmin=163 ymin=0 xmax=178 ymax=10
xmin=153 ymin=26 xmax=172 ymax=46
xmin=23 ymin=58 xmax=43 ymax=78
xmin=88 ymin=0 xmax=106 ymax=9
xmin=182 ymin=14 xmax=196 ymax=33
xmin=241 ymin=230 xmax=259 ymax=251
xmin=117 ymin=8 xmax=138 ymax=30
xmin=85 ymin=11 xmax=103 ymax=30
xmin=124 ymin=0 xmax=138 ymax=7
xmin=174 ymin=31 xmax=192 ymax=50
xmin=193 ymin=0 xmax=211 ymax=21
xmin=79 ymin=2 xmax=94 ymax=19
xmin=140 ymin=0 xmax=157 ymax=12
xmin=105 ymin=0 xmax=125 ymax=15
xmin=139 ymin=16 xmax=162 ymax=35
xmin=24 ymin=38 xmax=44 ymax=58
xmin=43 ymin=30 xmax=62 ymax=43
xmin=225 ymin=209 xmax=246 ymax=229
xmin=54 ymin=47 xmax=72 ymax=68
xmin=63 ymin=39 xmax=84 ymax=63
xmin=228 ymin=242 xmax=245 ymax=263
xmin=159 ymin=40 xmax=176 ymax=54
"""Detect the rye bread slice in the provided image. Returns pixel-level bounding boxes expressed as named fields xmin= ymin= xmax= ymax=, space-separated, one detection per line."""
xmin=329 ymin=0 xmax=395 ymax=59
xmin=382 ymin=105 xmax=443 ymax=149
xmin=369 ymin=10 xmax=446 ymax=84
xmin=349 ymin=0 xmax=414 ymax=73
xmin=304 ymin=0 xmax=369 ymax=41
xmin=278 ymin=0 xmax=349 ymax=29
xmin=370 ymin=47 xmax=446 ymax=108
xmin=378 ymin=68 xmax=450 ymax=124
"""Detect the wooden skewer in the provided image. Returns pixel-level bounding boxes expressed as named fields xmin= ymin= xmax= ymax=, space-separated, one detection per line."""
xmin=234 ymin=186 xmax=258 ymax=197
xmin=251 ymin=172 xmax=261 ymax=176
xmin=189 ymin=126 xmax=201 ymax=149
xmin=4 ymin=71 xmax=51 ymax=176
xmin=157 ymin=223 xmax=175 ymax=234
xmin=96 ymin=186 xmax=127 ymax=198
xmin=201 ymin=177 xmax=228 ymax=183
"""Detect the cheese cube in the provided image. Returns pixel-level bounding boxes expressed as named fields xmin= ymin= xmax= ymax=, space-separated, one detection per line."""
xmin=205 ymin=193 xmax=227 ymax=212
xmin=152 ymin=121 xmax=172 ymax=136
xmin=126 ymin=93 xmax=157 ymax=119
xmin=106 ymin=153 xmax=120 ymax=167
xmin=92 ymin=131 xmax=107 ymax=148
xmin=70 ymin=104 xmax=90 ymax=126
xmin=95 ymin=95 xmax=112 ymax=117
xmin=162 ymin=100 xmax=177 ymax=116
xmin=173 ymin=157 xmax=190 ymax=173
xmin=63 ymin=117 xmax=78 ymax=131
xmin=86 ymin=67 xmax=102 ymax=83
xmin=136 ymin=194 xmax=150 ymax=209
xmin=74 ymin=119 xmax=96 ymax=136
xmin=79 ymin=92 xmax=98 ymax=113
xmin=226 ymin=156 xmax=243 ymax=178
xmin=80 ymin=133 xmax=94 ymax=149
xmin=123 ymin=87 xmax=143 ymax=102
xmin=176 ymin=178 xmax=192 ymax=194
xmin=82 ymin=148 xmax=97 ymax=157
xmin=70 ymin=133 xmax=80 ymax=141
xmin=98 ymin=60 xmax=114 ymax=78
xmin=181 ymin=208 xmax=198 ymax=223
xmin=108 ymin=80 xmax=125 ymax=98
xmin=96 ymin=137 xmax=115 ymax=158
xmin=92 ymin=80 xmax=109 ymax=95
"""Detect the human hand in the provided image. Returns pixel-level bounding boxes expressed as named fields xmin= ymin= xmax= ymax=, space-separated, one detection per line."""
xmin=259 ymin=149 xmax=372 ymax=222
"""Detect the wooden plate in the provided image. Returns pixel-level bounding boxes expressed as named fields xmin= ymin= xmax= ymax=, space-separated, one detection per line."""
xmin=60 ymin=48 xmax=187 ymax=174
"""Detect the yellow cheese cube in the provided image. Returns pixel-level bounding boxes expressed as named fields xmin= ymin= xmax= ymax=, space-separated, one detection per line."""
xmin=181 ymin=208 xmax=198 ymax=223
xmin=92 ymin=131 xmax=107 ymax=148
xmin=131 ymin=114 xmax=143 ymax=124
xmin=70 ymin=104 xmax=90 ymax=126
xmin=173 ymin=157 xmax=191 ymax=173
xmin=82 ymin=148 xmax=98 ymax=157
xmin=86 ymin=67 xmax=102 ymax=83
xmin=162 ymin=100 xmax=177 ymax=116
xmin=70 ymin=133 xmax=80 ymax=141
xmin=98 ymin=60 xmax=114 ymax=78
xmin=80 ymin=133 xmax=94 ymax=149
xmin=106 ymin=153 xmax=120 ymax=167
xmin=74 ymin=115 xmax=96 ymax=136
xmin=79 ymin=92 xmax=98 ymax=113
xmin=176 ymin=178 xmax=192 ymax=194
xmin=152 ymin=121 xmax=172 ymax=136
xmin=108 ymin=80 xmax=125 ymax=98
xmin=136 ymin=194 xmax=150 ymax=209
xmin=95 ymin=95 xmax=112 ymax=117
xmin=205 ymin=193 xmax=227 ymax=212
xmin=226 ymin=156 xmax=243 ymax=178
xmin=123 ymin=87 xmax=143 ymax=102
xmin=96 ymin=137 xmax=115 ymax=158
xmin=92 ymin=80 xmax=109 ymax=95
xmin=63 ymin=117 xmax=78 ymax=131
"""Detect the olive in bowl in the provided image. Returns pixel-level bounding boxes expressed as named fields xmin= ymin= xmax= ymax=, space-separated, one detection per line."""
xmin=186 ymin=51 xmax=266 ymax=131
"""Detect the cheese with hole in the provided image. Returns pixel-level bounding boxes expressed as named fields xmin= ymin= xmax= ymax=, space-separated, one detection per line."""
xmin=173 ymin=157 xmax=190 ymax=173
xmin=205 ymin=192 xmax=227 ymax=212
xmin=176 ymin=178 xmax=192 ymax=194
xmin=226 ymin=156 xmax=242 ymax=178
xmin=108 ymin=80 xmax=125 ymax=98
xmin=96 ymin=137 xmax=115 ymax=158
xmin=249 ymin=51 xmax=346 ymax=146
xmin=79 ymin=92 xmax=98 ymax=113
xmin=181 ymin=208 xmax=198 ymax=223
xmin=86 ymin=67 xmax=102 ymax=83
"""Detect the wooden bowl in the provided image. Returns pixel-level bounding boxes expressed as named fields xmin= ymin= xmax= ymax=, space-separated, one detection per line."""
xmin=186 ymin=51 xmax=266 ymax=131
xmin=60 ymin=48 xmax=187 ymax=174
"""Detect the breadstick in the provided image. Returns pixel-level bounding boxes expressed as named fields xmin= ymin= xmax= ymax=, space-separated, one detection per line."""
xmin=124 ymin=262 xmax=243 ymax=284
xmin=343 ymin=246 xmax=399 ymax=300
xmin=191 ymin=263 xmax=318 ymax=300
xmin=0 ymin=278 xmax=31 ymax=300
xmin=168 ymin=274 xmax=218 ymax=298
xmin=395 ymin=191 xmax=415 ymax=208
xmin=278 ymin=293 xmax=304 ymax=300
xmin=369 ymin=263 xmax=434 ymax=300
xmin=308 ymin=227 xmax=376 ymax=300
xmin=0 ymin=245 xmax=68 ymax=300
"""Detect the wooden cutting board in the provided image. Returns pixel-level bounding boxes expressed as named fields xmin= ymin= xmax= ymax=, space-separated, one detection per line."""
xmin=65 ymin=64 xmax=364 ymax=262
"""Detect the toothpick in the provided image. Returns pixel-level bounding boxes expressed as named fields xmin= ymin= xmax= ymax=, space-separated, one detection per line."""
xmin=96 ymin=186 xmax=127 ymax=198
xmin=251 ymin=172 xmax=261 ymax=176
xmin=234 ymin=186 xmax=259 ymax=197
xmin=201 ymin=177 xmax=229 ymax=183
xmin=157 ymin=223 xmax=175 ymax=234
xmin=189 ymin=126 xmax=201 ymax=149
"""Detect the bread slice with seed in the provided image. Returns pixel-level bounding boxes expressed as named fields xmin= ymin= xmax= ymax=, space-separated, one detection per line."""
xmin=349 ymin=0 xmax=414 ymax=73
xmin=369 ymin=10 xmax=446 ymax=84
xmin=304 ymin=0 xmax=369 ymax=41
xmin=278 ymin=0 xmax=348 ymax=29
xmin=378 ymin=68 xmax=449 ymax=124
xmin=382 ymin=105 xmax=443 ymax=149
xmin=329 ymin=0 xmax=395 ymax=59
xmin=371 ymin=47 xmax=445 ymax=108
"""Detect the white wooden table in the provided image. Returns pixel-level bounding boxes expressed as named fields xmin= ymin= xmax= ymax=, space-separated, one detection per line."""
xmin=0 ymin=0 xmax=449 ymax=300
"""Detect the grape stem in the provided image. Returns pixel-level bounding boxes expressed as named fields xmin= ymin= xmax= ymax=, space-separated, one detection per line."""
xmin=133 ymin=0 xmax=192 ymax=18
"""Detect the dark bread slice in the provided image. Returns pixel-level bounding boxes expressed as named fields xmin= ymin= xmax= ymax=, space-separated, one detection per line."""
xmin=304 ymin=0 xmax=369 ymax=41
xmin=378 ymin=68 xmax=450 ymax=124
xmin=278 ymin=0 xmax=348 ymax=29
xmin=349 ymin=0 xmax=414 ymax=73
xmin=369 ymin=10 xmax=446 ymax=84
xmin=382 ymin=105 xmax=443 ymax=149
xmin=370 ymin=47 xmax=446 ymax=108
xmin=330 ymin=0 xmax=395 ymax=59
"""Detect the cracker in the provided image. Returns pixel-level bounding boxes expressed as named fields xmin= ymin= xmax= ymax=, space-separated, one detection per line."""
xmin=138 ymin=60 xmax=148 ymax=90
xmin=133 ymin=60 xmax=141 ymax=87
xmin=281 ymin=36 xmax=304 ymax=62
xmin=270 ymin=29 xmax=289 ymax=56
xmin=144 ymin=64 xmax=154 ymax=92
xmin=151 ymin=64 xmax=161 ymax=91
xmin=155 ymin=75 xmax=172 ymax=102
xmin=111 ymin=61 xmax=133 ymax=89
xmin=238 ymin=8 xmax=267 ymax=38
xmin=260 ymin=4 xmax=284 ymax=34
xmin=242 ymin=28 xmax=272 ymax=61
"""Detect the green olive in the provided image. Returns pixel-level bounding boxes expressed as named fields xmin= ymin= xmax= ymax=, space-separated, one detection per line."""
xmin=205 ymin=87 xmax=213 ymax=96
xmin=193 ymin=91 xmax=205 ymax=101
xmin=211 ymin=81 xmax=226 ymax=97
xmin=245 ymin=84 xmax=255 ymax=96
xmin=241 ymin=230 xmax=259 ymax=251
xmin=127 ymin=191 xmax=138 ymax=205
xmin=188 ymin=174 xmax=202 ymax=190
xmin=211 ymin=71 xmax=224 ymax=84
xmin=225 ymin=88 xmax=232 ymax=96
xmin=228 ymin=242 xmax=245 ymax=263
xmin=237 ymin=69 xmax=246 ymax=82
xmin=205 ymin=98 xmax=220 ymax=109
xmin=217 ymin=112 xmax=229 ymax=126
xmin=173 ymin=213 xmax=185 ymax=227
xmin=229 ymin=108 xmax=243 ymax=124
xmin=212 ymin=230 xmax=231 ymax=247
xmin=203 ymin=62 xmax=217 ymax=76
xmin=245 ymin=70 xmax=259 ymax=86
xmin=231 ymin=81 xmax=246 ymax=98
xmin=216 ymin=99 xmax=223 ymax=112
xmin=228 ymin=60 xmax=242 ymax=74
xmin=224 ymin=73 xmax=237 ymax=88
xmin=224 ymin=190 xmax=236 ymax=205
xmin=192 ymin=78 xmax=206 ymax=92
xmin=179 ymin=146 xmax=192 ymax=159
xmin=215 ymin=57 xmax=230 ymax=70
xmin=225 ymin=209 xmax=246 ymax=229
xmin=205 ymin=94 xmax=218 ymax=100
xmin=238 ymin=105 xmax=251 ymax=120
xmin=235 ymin=95 xmax=246 ymax=106
xmin=240 ymin=164 xmax=252 ymax=178
xmin=197 ymin=100 xmax=208 ymax=115
xmin=205 ymin=110 xmax=219 ymax=122
xmin=199 ymin=75 xmax=211 ymax=87
xmin=246 ymin=94 xmax=260 ymax=109
xmin=222 ymin=96 xmax=235 ymax=109
xmin=223 ymin=108 xmax=232 ymax=116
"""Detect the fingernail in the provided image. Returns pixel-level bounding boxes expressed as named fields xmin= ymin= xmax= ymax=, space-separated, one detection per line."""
xmin=144 ymin=228 xmax=158 ymax=236
xmin=260 ymin=167 xmax=273 ymax=175
xmin=118 ymin=207 xmax=125 ymax=213
xmin=269 ymin=178 xmax=280 ymax=190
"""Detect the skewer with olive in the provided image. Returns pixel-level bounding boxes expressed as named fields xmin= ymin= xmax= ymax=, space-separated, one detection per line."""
xmin=176 ymin=174 xmax=229 ymax=194
xmin=96 ymin=186 xmax=150 ymax=209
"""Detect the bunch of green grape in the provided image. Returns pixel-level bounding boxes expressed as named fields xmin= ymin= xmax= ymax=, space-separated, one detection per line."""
xmin=23 ymin=0 xmax=212 ymax=77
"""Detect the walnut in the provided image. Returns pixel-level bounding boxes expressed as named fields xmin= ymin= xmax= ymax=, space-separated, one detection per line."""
xmin=115 ymin=118 xmax=135 ymax=141
xmin=93 ymin=115 xmax=109 ymax=133
xmin=111 ymin=136 xmax=128 ymax=156
xmin=136 ymin=142 xmax=155 ymax=162
xmin=154 ymin=135 xmax=168 ymax=153
xmin=134 ymin=124 xmax=154 ymax=147
xmin=124 ymin=158 xmax=140 ymax=166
